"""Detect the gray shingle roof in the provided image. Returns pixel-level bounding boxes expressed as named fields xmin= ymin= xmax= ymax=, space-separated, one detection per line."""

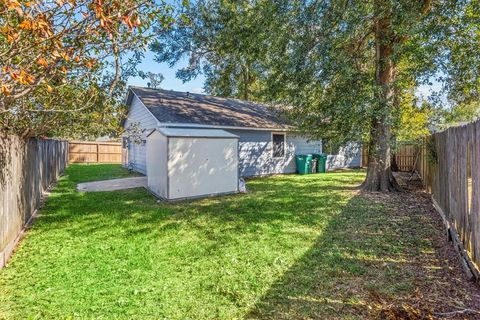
xmin=128 ymin=87 xmax=290 ymax=130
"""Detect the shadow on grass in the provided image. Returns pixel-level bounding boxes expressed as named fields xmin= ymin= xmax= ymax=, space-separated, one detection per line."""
xmin=37 ymin=169 xmax=432 ymax=319
xmin=7 ymin=165 xmax=459 ymax=318
xmin=243 ymin=191 xmax=444 ymax=319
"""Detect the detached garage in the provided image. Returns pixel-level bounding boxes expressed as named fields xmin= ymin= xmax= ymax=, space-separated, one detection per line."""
xmin=146 ymin=128 xmax=239 ymax=201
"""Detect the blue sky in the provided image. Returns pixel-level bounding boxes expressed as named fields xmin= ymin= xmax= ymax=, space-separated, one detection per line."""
xmin=127 ymin=51 xmax=206 ymax=93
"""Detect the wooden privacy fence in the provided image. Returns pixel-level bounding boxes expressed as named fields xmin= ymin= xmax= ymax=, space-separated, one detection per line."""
xmin=361 ymin=143 xmax=417 ymax=171
xmin=0 ymin=135 xmax=68 ymax=268
xmin=416 ymin=120 xmax=480 ymax=280
xmin=69 ymin=141 xmax=122 ymax=163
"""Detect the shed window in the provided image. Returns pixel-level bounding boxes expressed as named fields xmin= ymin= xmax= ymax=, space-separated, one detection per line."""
xmin=272 ymin=133 xmax=285 ymax=158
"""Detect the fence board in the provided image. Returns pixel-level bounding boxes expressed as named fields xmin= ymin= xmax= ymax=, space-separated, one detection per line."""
xmin=0 ymin=135 xmax=68 ymax=268
xmin=69 ymin=141 xmax=122 ymax=163
xmin=416 ymin=120 xmax=480 ymax=278
xmin=361 ymin=143 xmax=417 ymax=171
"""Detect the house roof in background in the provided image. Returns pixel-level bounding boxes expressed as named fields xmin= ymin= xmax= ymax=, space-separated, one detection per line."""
xmin=127 ymin=86 xmax=291 ymax=130
xmin=148 ymin=128 xmax=239 ymax=139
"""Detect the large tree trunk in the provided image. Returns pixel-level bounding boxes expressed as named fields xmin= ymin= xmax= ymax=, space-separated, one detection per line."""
xmin=362 ymin=3 xmax=401 ymax=192
xmin=363 ymin=118 xmax=401 ymax=191
xmin=391 ymin=152 xmax=399 ymax=172
xmin=391 ymin=136 xmax=399 ymax=172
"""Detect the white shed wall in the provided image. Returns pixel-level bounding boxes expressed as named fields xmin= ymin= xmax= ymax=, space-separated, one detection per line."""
xmin=168 ymin=137 xmax=238 ymax=199
xmin=146 ymin=131 xmax=168 ymax=198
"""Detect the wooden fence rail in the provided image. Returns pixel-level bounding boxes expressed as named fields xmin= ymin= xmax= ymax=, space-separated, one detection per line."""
xmin=361 ymin=143 xmax=417 ymax=172
xmin=69 ymin=141 xmax=122 ymax=163
xmin=0 ymin=135 xmax=68 ymax=268
xmin=416 ymin=120 xmax=480 ymax=280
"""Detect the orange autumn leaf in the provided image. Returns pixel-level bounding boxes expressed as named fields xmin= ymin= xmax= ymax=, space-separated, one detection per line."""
xmin=6 ymin=0 xmax=20 ymax=10
xmin=22 ymin=71 xmax=35 ymax=84
xmin=18 ymin=19 xmax=33 ymax=30
xmin=61 ymin=52 xmax=70 ymax=61
xmin=10 ymin=71 xmax=36 ymax=85
xmin=51 ymin=50 xmax=62 ymax=58
xmin=6 ymin=0 xmax=23 ymax=16
xmin=46 ymin=85 xmax=53 ymax=93
xmin=1 ymin=86 xmax=11 ymax=96
xmin=6 ymin=32 xmax=19 ymax=42
xmin=0 ymin=25 xmax=10 ymax=34
xmin=86 ymin=58 xmax=96 ymax=69
xmin=37 ymin=58 xmax=49 ymax=67
xmin=9 ymin=72 xmax=20 ymax=81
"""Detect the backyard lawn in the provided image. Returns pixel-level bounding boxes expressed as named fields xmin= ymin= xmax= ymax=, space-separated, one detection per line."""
xmin=1 ymin=164 xmax=478 ymax=319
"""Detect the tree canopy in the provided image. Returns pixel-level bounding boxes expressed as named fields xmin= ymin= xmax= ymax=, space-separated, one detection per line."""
xmin=0 ymin=0 xmax=176 ymax=138
xmin=153 ymin=0 xmax=479 ymax=191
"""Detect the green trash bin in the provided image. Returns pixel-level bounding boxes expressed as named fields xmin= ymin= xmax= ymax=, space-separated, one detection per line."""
xmin=313 ymin=153 xmax=328 ymax=173
xmin=295 ymin=154 xmax=313 ymax=174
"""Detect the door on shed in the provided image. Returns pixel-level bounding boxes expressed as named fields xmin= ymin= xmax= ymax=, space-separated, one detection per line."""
xmin=168 ymin=137 xmax=238 ymax=199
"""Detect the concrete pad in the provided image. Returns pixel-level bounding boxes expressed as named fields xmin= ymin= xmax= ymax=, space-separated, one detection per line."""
xmin=77 ymin=177 xmax=147 ymax=192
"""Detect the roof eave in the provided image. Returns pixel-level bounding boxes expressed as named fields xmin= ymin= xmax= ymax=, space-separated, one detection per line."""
xmin=158 ymin=122 xmax=294 ymax=132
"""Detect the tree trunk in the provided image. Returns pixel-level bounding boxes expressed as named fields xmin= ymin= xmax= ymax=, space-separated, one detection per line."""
xmin=391 ymin=136 xmax=399 ymax=172
xmin=390 ymin=66 xmax=400 ymax=173
xmin=242 ymin=62 xmax=250 ymax=101
xmin=362 ymin=3 xmax=401 ymax=192
xmin=391 ymin=152 xmax=399 ymax=172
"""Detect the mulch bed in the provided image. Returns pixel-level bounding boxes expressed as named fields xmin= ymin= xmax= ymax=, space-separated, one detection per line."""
xmin=367 ymin=172 xmax=480 ymax=319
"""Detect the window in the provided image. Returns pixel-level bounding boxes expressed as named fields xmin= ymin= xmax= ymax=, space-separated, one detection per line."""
xmin=272 ymin=133 xmax=286 ymax=158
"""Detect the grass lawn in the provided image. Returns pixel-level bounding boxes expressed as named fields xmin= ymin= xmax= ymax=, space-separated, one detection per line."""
xmin=0 ymin=164 xmax=477 ymax=319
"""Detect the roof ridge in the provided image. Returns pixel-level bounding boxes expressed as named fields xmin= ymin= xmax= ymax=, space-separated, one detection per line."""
xmin=129 ymin=86 xmax=272 ymax=108
xmin=128 ymin=86 xmax=292 ymax=130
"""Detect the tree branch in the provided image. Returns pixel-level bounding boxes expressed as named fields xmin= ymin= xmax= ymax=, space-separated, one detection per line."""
xmin=435 ymin=308 xmax=480 ymax=318
xmin=108 ymin=38 xmax=121 ymax=95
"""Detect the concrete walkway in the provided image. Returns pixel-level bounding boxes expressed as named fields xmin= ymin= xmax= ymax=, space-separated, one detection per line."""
xmin=77 ymin=176 xmax=147 ymax=192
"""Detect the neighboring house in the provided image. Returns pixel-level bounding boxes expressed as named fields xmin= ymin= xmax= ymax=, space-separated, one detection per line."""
xmin=123 ymin=86 xmax=361 ymax=176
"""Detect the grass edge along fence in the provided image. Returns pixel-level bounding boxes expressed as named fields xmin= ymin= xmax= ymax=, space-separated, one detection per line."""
xmin=416 ymin=119 xmax=480 ymax=281
xmin=0 ymin=135 xmax=68 ymax=268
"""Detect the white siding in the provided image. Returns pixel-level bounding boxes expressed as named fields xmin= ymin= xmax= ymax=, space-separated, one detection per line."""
xmin=126 ymin=95 xmax=360 ymax=177
xmin=124 ymin=95 xmax=158 ymax=174
xmin=225 ymin=130 xmax=322 ymax=177
xmin=146 ymin=131 xmax=168 ymax=198
xmin=326 ymin=143 xmax=362 ymax=170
